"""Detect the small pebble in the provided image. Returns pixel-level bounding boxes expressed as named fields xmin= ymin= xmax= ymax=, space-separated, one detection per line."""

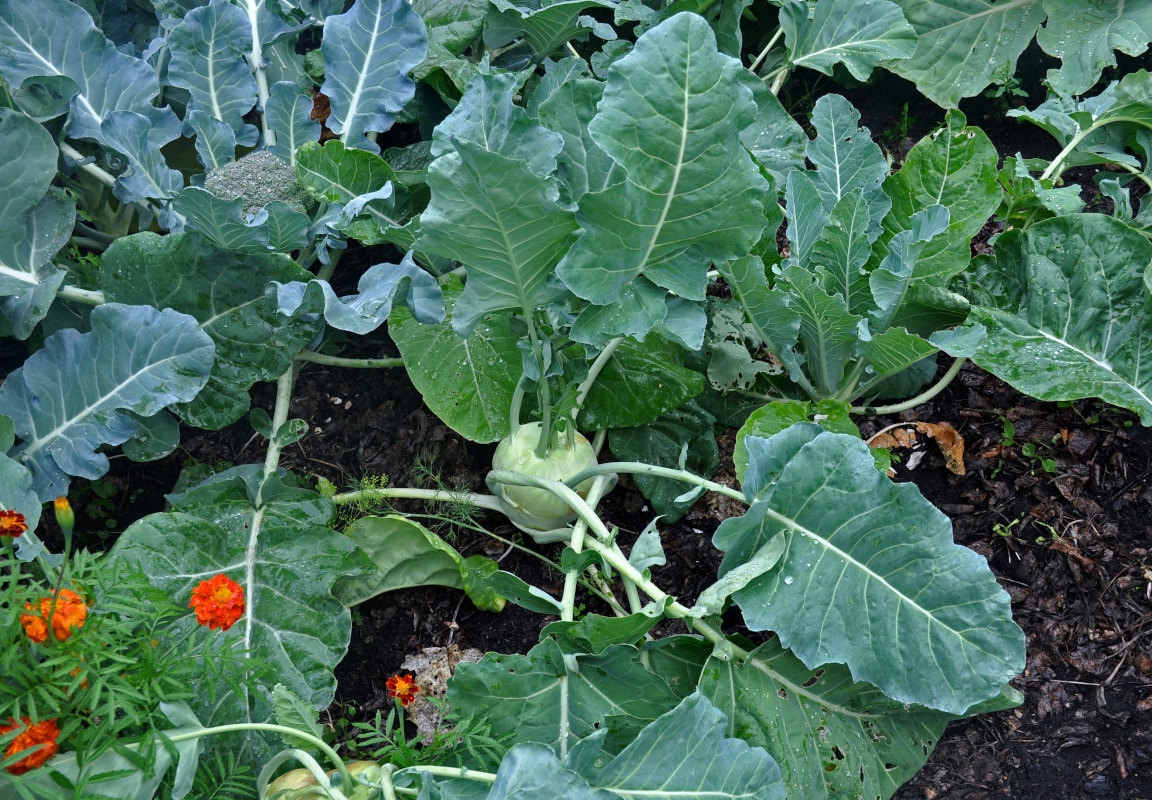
xmin=1083 ymin=775 xmax=1112 ymax=796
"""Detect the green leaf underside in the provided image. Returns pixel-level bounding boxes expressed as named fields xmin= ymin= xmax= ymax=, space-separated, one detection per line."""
xmin=1038 ymin=0 xmax=1152 ymax=96
xmin=717 ymin=427 xmax=1024 ymax=714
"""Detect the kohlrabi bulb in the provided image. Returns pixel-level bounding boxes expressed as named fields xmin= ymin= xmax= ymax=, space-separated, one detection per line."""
xmin=489 ymin=422 xmax=601 ymax=538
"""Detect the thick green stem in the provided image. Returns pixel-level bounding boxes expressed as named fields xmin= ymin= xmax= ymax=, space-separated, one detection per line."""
xmin=296 ymin=350 xmax=404 ymax=369
xmin=1039 ymin=128 xmax=1093 ymax=184
xmin=395 ymin=765 xmax=497 ymax=785
xmin=834 ymin=361 xmax=869 ymax=404
xmin=565 ymin=462 xmax=746 ymax=504
xmin=748 ymin=27 xmax=783 ymax=73
xmin=851 ymin=357 xmax=966 ymax=415
xmin=331 ymin=486 xmax=505 ymax=513
xmin=560 ymin=474 xmax=614 ymax=622
xmin=525 ymin=316 xmax=552 ymax=458
xmin=169 ymin=722 xmax=353 ymax=789
xmin=575 ymin=337 xmax=623 ymax=411
xmin=57 ymin=284 xmax=105 ymax=305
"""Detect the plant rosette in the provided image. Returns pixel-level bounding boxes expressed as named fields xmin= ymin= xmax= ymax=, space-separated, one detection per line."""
xmin=487 ymin=422 xmax=612 ymax=543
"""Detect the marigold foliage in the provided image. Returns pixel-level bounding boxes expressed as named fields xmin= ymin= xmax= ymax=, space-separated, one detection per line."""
xmin=20 ymin=589 xmax=88 ymax=644
xmin=189 ymin=574 xmax=246 ymax=631
xmin=1 ymin=717 xmax=59 ymax=774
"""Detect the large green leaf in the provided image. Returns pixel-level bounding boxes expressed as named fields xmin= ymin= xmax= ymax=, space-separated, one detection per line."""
xmin=172 ymin=188 xmax=311 ymax=254
xmin=448 ymin=638 xmax=682 ymax=755
xmin=535 ymin=69 xmax=622 ymax=203
xmin=331 ymin=514 xmax=503 ymax=611
xmin=265 ymin=81 xmax=321 ymax=167
xmin=805 ymin=94 xmax=890 ymax=232
xmin=780 ymin=265 xmax=862 ymax=396
xmin=888 ymin=0 xmax=1046 ymax=108
xmin=579 ymin=337 xmax=706 ymax=430
xmin=781 ymin=0 xmax=916 ymax=81
xmin=715 ymin=427 xmax=1024 ymax=714
xmin=1039 ymin=0 xmax=1152 ymax=96
xmin=877 ymin=109 xmax=1001 ymax=282
xmin=100 ymin=232 xmax=320 ymax=430
xmin=0 ymin=0 xmax=166 ymax=142
xmin=0 ymin=303 xmax=214 ymax=500
xmin=557 ymin=13 xmax=769 ymax=304
xmin=568 ymin=692 xmax=785 ymax=800
xmin=0 ymin=108 xmax=56 ymax=224
xmin=419 ymin=141 xmax=576 ymax=335
xmin=320 ymin=0 xmax=427 ymax=151
xmin=699 ymin=640 xmax=955 ymax=800
xmin=389 ymin=277 xmax=522 ymax=443
xmin=166 ymin=0 xmax=257 ymax=138
xmin=484 ymin=0 xmax=615 ymax=61
xmin=950 ymin=214 xmax=1152 ymax=424
xmin=110 ymin=472 xmax=369 ymax=761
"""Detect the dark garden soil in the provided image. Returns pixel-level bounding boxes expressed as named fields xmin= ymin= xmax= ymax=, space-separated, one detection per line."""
xmin=4 ymin=57 xmax=1152 ymax=800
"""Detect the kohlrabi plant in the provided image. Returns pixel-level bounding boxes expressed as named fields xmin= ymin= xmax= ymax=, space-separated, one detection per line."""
xmin=2 ymin=0 xmax=1148 ymax=797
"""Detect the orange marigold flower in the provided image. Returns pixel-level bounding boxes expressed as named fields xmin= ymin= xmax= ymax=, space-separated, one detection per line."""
xmin=0 ymin=510 xmax=27 ymax=537
xmin=386 ymin=674 xmax=420 ymax=706
xmin=20 ymin=589 xmax=87 ymax=644
xmin=189 ymin=574 xmax=245 ymax=631
xmin=1 ymin=717 xmax=59 ymax=775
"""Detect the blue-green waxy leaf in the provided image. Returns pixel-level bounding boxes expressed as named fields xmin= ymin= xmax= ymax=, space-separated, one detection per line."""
xmin=389 ymin=278 xmax=521 ymax=443
xmin=185 ymin=110 xmax=239 ymax=172
xmin=781 ymin=265 xmax=862 ymax=396
xmin=738 ymin=73 xmax=807 ymax=188
xmin=484 ymin=0 xmax=614 ymax=62
xmin=100 ymin=109 xmax=185 ymax=202
xmin=172 ymin=188 xmax=311 ymax=253
xmin=418 ymin=141 xmax=576 ymax=335
xmin=698 ymin=640 xmax=955 ymax=800
xmin=0 ymin=0 xmax=165 ymax=142
xmin=810 ymin=190 xmax=875 ymax=315
xmin=557 ymin=13 xmax=769 ymax=305
xmin=888 ymin=0 xmax=1046 ymax=108
xmin=716 ymin=256 xmax=802 ymax=379
xmin=449 ymin=638 xmax=682 ymax=755
xmin=0 ymin=452 xmax=40 ymax=534
xmin=110 ymin=473 xmax=369 ymax=763
xmin=868 ymin=204 xmax=951 ymax=329
xmin=100 ymin=232 xmax=320 ymax=430
xmin=272 ymin=252 xmax=443 ymax=334
xmin=876 ymin=109 xmax=1001 ymax=283
xmin=0 ymin=192 xmax=74 ymax=302
xmin=0 ymin=303 xmax=214 ymax=500
xmin=265 ymin=81 xmax=321 ymax=167
xmin=1038 ymin=0 xmax=1152 ymax=96
xmin=167 ymin=0 xmax=258 ymax=138
xmin=320 ymin=0 xmax=428 ymax=152
xmin=566 ymin=692 xmax=785 ymax=800
xmin=715 ymin=429 xmax=1025 ymax=714
xmin=953 ymin=215 xmax=1152 ymax=424
xmin=0 ymin=108 xmax=57 ymax=223
xmin=781 ymin=0 xmax=916 ymax=81
xmin=296 ymin=140 xmax=404 ymax=235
